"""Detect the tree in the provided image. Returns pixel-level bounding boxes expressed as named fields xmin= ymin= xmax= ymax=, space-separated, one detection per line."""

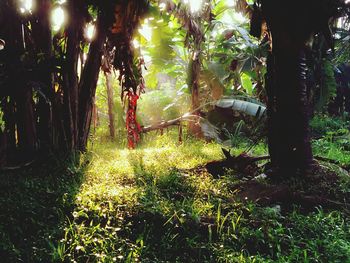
xmin=0 ymin=0 xmax=148 ymax=165
xmin=252 ymin=0 xmax=344 ymax=175
xmin=105 ymin=72 xmax=116 ymax=139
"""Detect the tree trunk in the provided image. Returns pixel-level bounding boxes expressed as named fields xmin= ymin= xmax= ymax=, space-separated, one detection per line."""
xmin=188 ymin=56 xmax=202 ymax=137
xmin=267 ymin=49 xmax=313 ymax=173
xmin=105 ymin=72 xmax=115 ymax=139
xmin=3 ymin=97 xmax=16 ymax=163
xmin=63 ymin=0 xmax=85 ymax=149
xmin=92 ymin=101 xmax=99 ymax=131
xmin=78 ymin=13 xmax=107 ymax=150
xmin=262 ymin=0 xmax=315 ymax=174
xmin=0 ymin=2 xmax=37 ymax=161
xmin=15 ymin=86 xmax=37 ymax=157
xmin=0 ymin=100 xmax=8 ymax=167
xmin=31 ymin=0 xmax=54 ymax=149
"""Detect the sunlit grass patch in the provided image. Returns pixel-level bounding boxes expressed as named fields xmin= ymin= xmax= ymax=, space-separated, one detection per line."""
xmin=59 ymin=130 xmax=349 ymax=262
xmin=57 ymin=133 xmax=228 ymax=261
xmin=82 ymin=133 xmax=224 ymax=210
xmin=2 ymin=126 xmax=350 ymax=262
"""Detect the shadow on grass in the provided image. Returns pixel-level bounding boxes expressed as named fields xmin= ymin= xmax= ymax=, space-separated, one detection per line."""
xmin=126 ymin=151 xmax=218 ymax=262
xmin=0 ymin=153 xmax=86 ymax=262
xmin=124 ymin=149 xmax=350 ymax=263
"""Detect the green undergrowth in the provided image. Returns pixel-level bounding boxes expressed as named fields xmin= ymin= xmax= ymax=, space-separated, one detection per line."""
xmin=0 ymin=153 xmax=86 ymax=262
xmin=0 ymin=129 xmax=349 ymax=262
xmin=312 ymin=115 xmax=350 ymax=167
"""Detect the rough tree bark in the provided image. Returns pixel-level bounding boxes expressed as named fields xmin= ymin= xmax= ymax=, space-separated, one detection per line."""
xmin=5 ymin=3 xmax=37 ymax=158
xmin=260 ymin=0 xmax=337 ymax=174
xmin=105 ymin=72 xmax=115 ymax=139
xmin=266 ymin=48 xmax=313 ymax=173
xmin=63 ymin=0 xmax=85 ymax=149
xmin=15 ymin=85 xmax=37 ymax=156
xmin=188 ymin=57 xmax=202 ymax=136
xmin=31 ymin=0 xmax=54 ymax=148
xmin=78 ymin=13 xmax=107 ymax=150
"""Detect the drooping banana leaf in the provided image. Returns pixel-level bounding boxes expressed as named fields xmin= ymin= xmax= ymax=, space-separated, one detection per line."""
xmin=201 ymin=97 xmax=266 ymax=143
xmin=215 ymin=97 xmax=266 ymax=118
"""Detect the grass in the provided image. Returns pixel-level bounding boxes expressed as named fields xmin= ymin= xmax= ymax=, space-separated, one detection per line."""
xmin=0 ymin=124 xmax=350 ymax=262
xmin=0 ymin=154 xmax=85 ymax=262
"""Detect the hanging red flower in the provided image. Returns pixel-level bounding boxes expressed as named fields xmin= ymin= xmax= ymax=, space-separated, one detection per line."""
xmin=126 ymin=91 xmax=141 ymax=149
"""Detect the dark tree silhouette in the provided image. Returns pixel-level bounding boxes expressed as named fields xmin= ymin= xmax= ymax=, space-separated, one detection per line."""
xmin=255 ymin=0 xmax=343 ymax=175
xmin=0 ymin=0 xmax=148 ymax=165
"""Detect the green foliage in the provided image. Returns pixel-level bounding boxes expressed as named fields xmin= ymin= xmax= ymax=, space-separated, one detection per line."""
xmin=0 ymin=153 xmax=85 ymax=262
xmin=204 ymin=3 xmax=268 ymax=98
xmin=311 ymin=115 xmax=350 ymax=192
xmin=93 ymin=74 xmax=126 ymax=141
xmin=315 ymin=59 xmax=337 ymax=111
xmin=241 ymin=72 xmax=253 ymax=95
xmin=139 ymin=9 xmax=187 ymax=90
xmin=310 ymin=114 xmax=349 ymax=137
xmin=0 ymin=107 xmax=4 ymax=132
xmin=3 ymin=1 xmax=350 ymax=262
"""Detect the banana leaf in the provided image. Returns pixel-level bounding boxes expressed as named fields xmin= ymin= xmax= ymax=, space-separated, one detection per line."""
xmin=215 ymin=98 xmax=266 ymax=118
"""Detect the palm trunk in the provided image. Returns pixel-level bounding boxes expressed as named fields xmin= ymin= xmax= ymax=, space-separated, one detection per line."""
xmin=15 ymin=86 xmax=37 ymax=157
xmin=267 ymin=49 xmax=313 ymax=173
xmin=92 ymin=101 xmax=99 ymax=131
xmin=31 ymin=0 xmax=54 ymax=149
xmin=105 ymin=72 xmax=115 ymax=139
xmin=3 ymin=97 xmax=16 ymax=162
xmin=63 ymin=0 xmax=85 ymax=149
xmin=261 ymin=0 xmax=316 ymax=175
xmin=78 ymin=13 xmax=107 ymax=150
xmin=188 ymin=55 xmax=202 ymax=137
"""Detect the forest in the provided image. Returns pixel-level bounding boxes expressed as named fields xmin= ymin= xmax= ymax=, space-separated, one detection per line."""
xmin=1 ymin=0 xmax=350 ymax=262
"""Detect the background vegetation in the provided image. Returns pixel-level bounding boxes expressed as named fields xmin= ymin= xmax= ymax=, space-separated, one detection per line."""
xmin=1 ymin=0 xmax=350 ymax=262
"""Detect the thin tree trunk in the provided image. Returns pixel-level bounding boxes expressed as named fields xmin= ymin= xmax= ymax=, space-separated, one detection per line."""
xmin=78 ymin=13 xmax=107 ymax=150
xmin=15 ymin=86 xmax=37 ymax=157
xmin=105 ymin=72 xmax=115 ymax=139
xmin=1 ymin=2 xmax=37 ymax=161
xmin=63 ymin=0 xmax=85 ymax=149
xmin=0 ymin=100 xmax=8 ymax=167
xmin=31 ymin=0 xmax=54 ymax=149
xmin=92 ymin=101 xmax=98 ymax=131
xmin=189 ymin=56 xmax=202 ymax=137
xmin=3 ymin=97 xmax=16 ymax=162
xmin=62 ymin=74 xmax=74 ymax=149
